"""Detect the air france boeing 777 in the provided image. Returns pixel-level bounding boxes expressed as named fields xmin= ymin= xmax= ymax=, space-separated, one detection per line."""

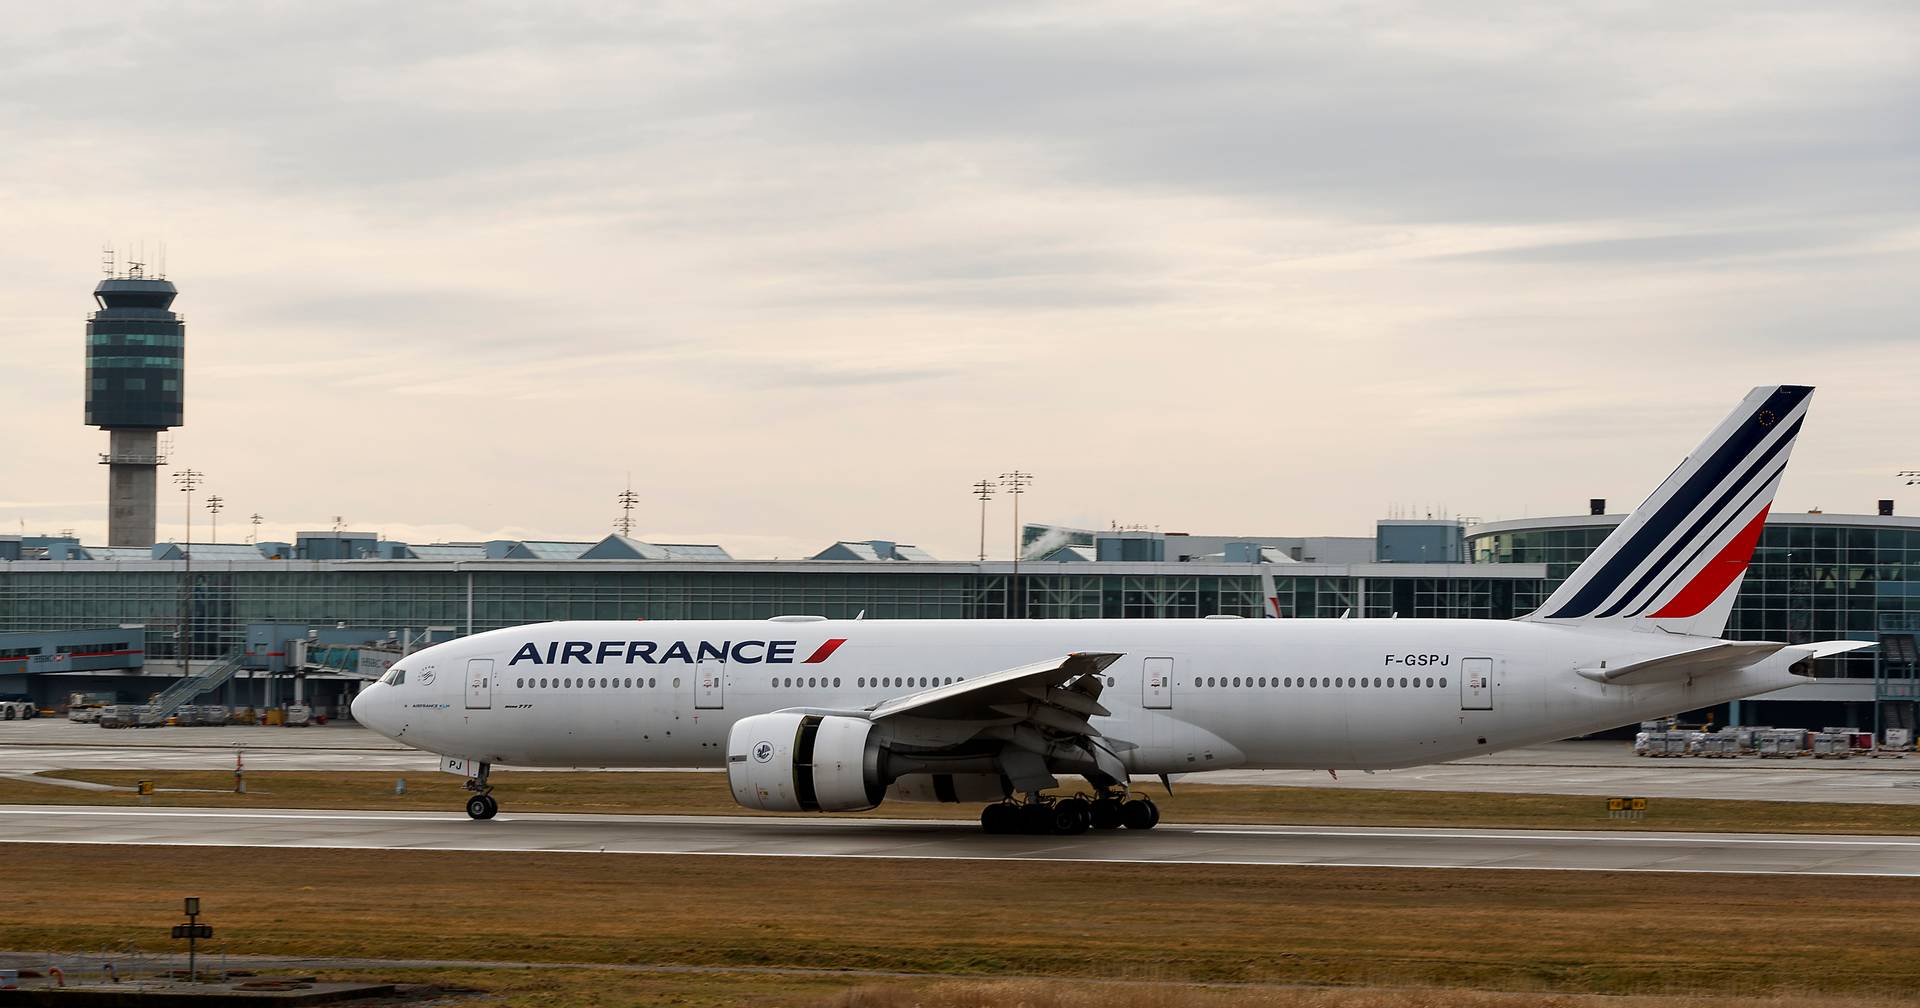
xmin=353 ymin=385 xmax=1868 ymax=834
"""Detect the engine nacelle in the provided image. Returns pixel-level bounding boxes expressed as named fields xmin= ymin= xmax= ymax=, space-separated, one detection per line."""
xmin=727 ymin=712 xmax=884 ymax=812
xmin=886 ymin=773 xmax=1008 ymax=804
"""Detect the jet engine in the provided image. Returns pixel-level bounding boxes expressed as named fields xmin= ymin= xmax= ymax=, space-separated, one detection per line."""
xmin=727 ymin=712 xmax=885 ymax=812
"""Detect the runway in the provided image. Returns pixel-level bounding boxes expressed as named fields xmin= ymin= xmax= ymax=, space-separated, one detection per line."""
xmin=7 ymin=804 xmax=1920 ymax=876
xmin=7 ymin=719 xmax=1920 ymax=803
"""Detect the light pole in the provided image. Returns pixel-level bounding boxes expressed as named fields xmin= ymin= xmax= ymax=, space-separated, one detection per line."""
xmin=972 ymin=478 xmax=997 ymax=562
xmin=249 ymin=513 xmax=263 ymax=544
xmin=206 ymin=495 xmax=223 ymax=544
xmin=1000 ymin=470 xmax=1032 ymax=618
xmin=617 ymin=482 xmax=640 ymax=538
xmin=173 ymin=469 xmax=203 ymax=670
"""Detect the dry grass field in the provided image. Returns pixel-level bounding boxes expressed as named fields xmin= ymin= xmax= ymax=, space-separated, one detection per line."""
xmin=7 ymin=843 xmax=1920 ymax=1006
xmin=130 ymin=969 xmax=1920 ymax=1008
xmin=822 ymin=986 xmax=1920 ymax=1008
xmin=5 ymin=768 xmax=1920 ymax=834
xmin=11 ymin=768 xmax=1920 ymax=1003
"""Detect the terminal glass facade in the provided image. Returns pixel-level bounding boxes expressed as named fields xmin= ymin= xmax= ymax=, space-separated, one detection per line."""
xmin=1470 ymin=519 xmax=1912 ymax=679
xmin=1471 ymin=525 xmax=1612 ymax=583
xmin=0 ymin=566 xmax=1545 ymax=661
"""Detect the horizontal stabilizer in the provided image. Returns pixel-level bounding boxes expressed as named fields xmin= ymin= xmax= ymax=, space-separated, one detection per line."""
xmin=1576 ymin=641 xmax=1788 ymax=685
xmin=1782 ymin=639 xmax=1877 ymax=664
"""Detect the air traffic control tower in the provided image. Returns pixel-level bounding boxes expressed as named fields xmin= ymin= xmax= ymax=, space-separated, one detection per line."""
xmin=85 ymin=264 xmax=183 ymax=547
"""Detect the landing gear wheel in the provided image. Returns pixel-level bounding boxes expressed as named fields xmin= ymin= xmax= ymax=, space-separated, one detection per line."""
xmin=980 ymin=803 xmax=1017 ymax=834
xmin=1050 ymin=799 xmax=1093 ymax=835
xmin=1020 ymin=803 xmax=1055 ymax=835
xmin=466 ymin=794 xmax=498 ymax=820
xmin=1091 ymin=798 xmax=1124 ymax=830
xmin=1143 ymin=798 xmax=1160 ymax=829
xmin=1121 ymin=799 xmax=1157 ymax=830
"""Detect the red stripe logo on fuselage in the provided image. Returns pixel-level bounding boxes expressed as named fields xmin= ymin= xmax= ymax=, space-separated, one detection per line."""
xmin=803 ymin=638 xmax=848 ymax=664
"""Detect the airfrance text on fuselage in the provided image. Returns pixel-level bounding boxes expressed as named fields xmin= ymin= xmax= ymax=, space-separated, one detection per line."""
xmin=509 ymin=638 xmax=846 ymax=666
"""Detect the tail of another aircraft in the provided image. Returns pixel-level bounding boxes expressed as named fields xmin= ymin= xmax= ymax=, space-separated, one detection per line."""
xmin=1521 ymin=385 xmax=1813 ymax=638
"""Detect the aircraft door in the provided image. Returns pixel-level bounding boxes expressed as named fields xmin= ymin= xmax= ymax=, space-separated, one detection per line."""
xmin=465 ymin=658 xmax=494 ymax=710
xmin=1142 ymin=656 xmax=1173 ymax=709
xmin=1460 ymin=657 xmax=1493 ymax=710
xmin=696 ymin=657 xmax=725 ymax=709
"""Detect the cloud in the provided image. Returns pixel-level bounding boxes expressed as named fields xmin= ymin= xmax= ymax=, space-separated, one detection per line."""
xmin=1434 ymin=228 xmax=1881 ymax=265
xmin=2 ymin=2 xmax=1917 ymax=559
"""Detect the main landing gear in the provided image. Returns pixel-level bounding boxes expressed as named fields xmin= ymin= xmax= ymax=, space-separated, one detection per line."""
xmin=463 ymin=762 xmax=498 ymax=820
xmin=979 ymin=794 xmax=1159 ymax=835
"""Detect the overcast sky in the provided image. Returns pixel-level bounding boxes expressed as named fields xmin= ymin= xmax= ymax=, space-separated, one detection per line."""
xmin=3 ymin=2 xmax=1916 ymax=559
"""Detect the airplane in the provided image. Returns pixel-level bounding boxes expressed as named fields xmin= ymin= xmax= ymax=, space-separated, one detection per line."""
xmin=352 ymin=384 xmax=1869 ymax=834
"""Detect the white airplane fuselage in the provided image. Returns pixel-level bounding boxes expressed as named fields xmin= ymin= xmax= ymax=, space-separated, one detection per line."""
xmin=356 ymin=616 xmax=1797 ymax=774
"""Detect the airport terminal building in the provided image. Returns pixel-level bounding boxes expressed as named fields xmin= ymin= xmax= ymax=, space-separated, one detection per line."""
xmin=1 ymin=508 xmax=1911 ymax=730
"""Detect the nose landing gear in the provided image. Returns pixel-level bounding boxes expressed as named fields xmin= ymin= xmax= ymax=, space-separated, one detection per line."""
xmin=462 ymin=762 xmax=498 ymax=820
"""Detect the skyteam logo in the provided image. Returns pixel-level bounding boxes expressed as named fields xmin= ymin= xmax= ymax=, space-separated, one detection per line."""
xmin=753 ymin=741 xmax=774 ymax=763
xmin=508 ymin=638 xmax=847 ymax=667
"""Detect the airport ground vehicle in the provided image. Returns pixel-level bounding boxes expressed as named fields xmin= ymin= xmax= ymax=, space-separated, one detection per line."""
xmin=65 ymin=692 xmax=117 ymax=722
xmin=0 ymin=697 xmax=33 ymax=720
xmin=355 ymin=386 xmax=1869 ymax=831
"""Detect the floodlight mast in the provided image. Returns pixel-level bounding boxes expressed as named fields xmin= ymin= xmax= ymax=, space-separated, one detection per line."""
xmin=173 ymin=469 xmax=203 ymax=672
xmin=617 ymin=480 xmax=640 ymax=538
xmin=1000 ymin=470 xmax=1032 ymax=618
xmin=972 ymin=478 xmax=997 ymax=562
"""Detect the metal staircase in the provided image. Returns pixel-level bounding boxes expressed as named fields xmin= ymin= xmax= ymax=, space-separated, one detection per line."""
xmin=140 ymin=651 xmax=247 ymax=726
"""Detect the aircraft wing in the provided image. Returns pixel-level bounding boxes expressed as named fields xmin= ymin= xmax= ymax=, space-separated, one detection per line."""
xmin=771 ymin=651 xmax=1129 ymax=793
xmin=868 ymin=651 xmax=1122 ymax=725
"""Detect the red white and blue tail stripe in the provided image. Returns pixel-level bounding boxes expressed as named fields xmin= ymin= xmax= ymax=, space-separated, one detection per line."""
xmin=1523 ymin=385 xmax=1812 ymax=638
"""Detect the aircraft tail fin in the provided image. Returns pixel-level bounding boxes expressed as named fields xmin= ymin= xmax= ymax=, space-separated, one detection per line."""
xmin=1521 ymin=385 xmax=1813 ymax=638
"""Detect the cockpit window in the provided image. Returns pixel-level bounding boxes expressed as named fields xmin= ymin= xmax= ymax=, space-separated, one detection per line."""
xmin=380 ymin=667 xmax=406 ymax=686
